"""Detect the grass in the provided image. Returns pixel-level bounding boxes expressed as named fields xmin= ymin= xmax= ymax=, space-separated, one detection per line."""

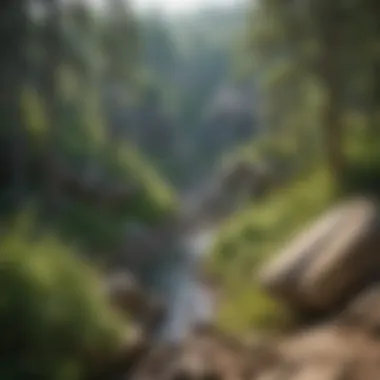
xmin=208 ymin=119 xmax=380 ymax=335
xmin=209 ymin=124 xmax=380 ymax=335
xmin=208 ymin=167 xmax=337 ymax=334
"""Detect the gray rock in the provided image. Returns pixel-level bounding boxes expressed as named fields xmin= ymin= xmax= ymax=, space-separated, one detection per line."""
xmin=259 ymin=197 xmax=380 ymax=313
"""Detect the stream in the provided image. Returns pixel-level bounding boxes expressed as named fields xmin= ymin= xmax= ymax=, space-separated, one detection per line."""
xmin=158 ymin=228 xmax=217 ymax=342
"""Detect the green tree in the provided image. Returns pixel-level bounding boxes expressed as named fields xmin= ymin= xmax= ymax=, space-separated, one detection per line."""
xmin=249 ymin=0 xmax=380 ymax=181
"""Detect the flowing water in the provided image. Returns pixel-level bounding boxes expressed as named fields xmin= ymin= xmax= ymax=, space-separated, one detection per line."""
xmin=158 ymin=229 xmax=216 ymax=342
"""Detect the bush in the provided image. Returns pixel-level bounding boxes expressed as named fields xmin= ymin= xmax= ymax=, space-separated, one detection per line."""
xmin=0 ymin=213 xmax=127 ymax=380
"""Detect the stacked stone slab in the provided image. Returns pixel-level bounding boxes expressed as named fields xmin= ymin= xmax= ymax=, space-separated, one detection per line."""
xmin=259 ymin=197 xmax=380 ymax=314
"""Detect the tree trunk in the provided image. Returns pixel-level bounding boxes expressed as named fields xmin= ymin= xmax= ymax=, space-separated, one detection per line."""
xmin=369 ymin=59 xmax=380 ymax=138
xmin=43 ymin=0 xmax=62 ymax=214
xmin=0 ymin=1 xmax=28 ymax=208
xmin=322 ymin=82 xmax=345 ymax=181
xmin=318 ymin=3 xmax=345 ymax=182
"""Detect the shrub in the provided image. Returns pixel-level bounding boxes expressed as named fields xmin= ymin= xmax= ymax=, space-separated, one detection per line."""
xmin=0 ymin=213 xmax=127 ymax=380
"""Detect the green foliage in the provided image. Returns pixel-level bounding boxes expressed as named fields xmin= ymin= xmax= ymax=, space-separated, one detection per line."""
xmin=101 ymin=0 xmax=139 ymax=82
xmin=341 ymin=117 xmax=380 ymax=195
xmin=115 ymin=142 xmax=178 ymax=217
xmin=223 ymin=136 xmax=299 ymax=169
xmin=0 ymin=212 xmax=127 ymax=379
xmin=209 ymin=168 xmax=337 ymax=333
xmin=210 ymin=119 xmax=380 ymax=334
xmin=21 ymin=80 xmax=177 ymax=254
xmin=139 ymin=15 xmax=178 ymax=80
xmin=208 ymin=0 xmax=380 ymax=335
xmin=2 ymin=3 xmax=180 ymax=377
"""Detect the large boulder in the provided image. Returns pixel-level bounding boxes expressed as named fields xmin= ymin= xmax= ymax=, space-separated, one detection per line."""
xmin=259 ymin=197 xmax=380 ymax=313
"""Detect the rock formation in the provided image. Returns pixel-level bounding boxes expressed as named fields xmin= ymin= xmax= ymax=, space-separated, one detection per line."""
xmin=259 ymin=197 xmax=380 ymax=313
xmin=105 ymin=270 xmax=167 ymax=337
xmin=98 ymin=196 xmax=380 ymax=380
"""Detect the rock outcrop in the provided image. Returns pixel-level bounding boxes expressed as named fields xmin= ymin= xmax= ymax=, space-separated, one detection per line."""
xmin=100 ymin=196 xmax=380 ymax=380
xmin=129 ymin=322 xmax=380 ymax=380
xmin=106 ymin=271 xmax=167 ymax=336
xmin=259 ymin=197 xmax=380 ymax=313
xmin=186 ymin=161 xmax=273 ymax=228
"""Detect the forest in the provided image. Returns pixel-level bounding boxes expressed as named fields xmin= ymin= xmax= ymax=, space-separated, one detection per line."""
xmin=1 ymin=0 xmax=380 ymax=379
